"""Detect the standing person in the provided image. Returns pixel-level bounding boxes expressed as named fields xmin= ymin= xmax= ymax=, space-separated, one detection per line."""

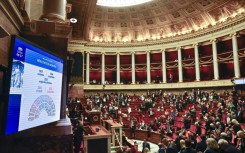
xmin=142 ymin=139 xmax=150 ymax=152
xmin=74 ymin=120 xmax=84 ymax=153
xmin=130 ymin=117 xmax=137 ymax=139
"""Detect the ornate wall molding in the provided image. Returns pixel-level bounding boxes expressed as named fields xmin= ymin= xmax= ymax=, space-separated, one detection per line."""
xmin=81 ymin=80 xmax=234 ymax=90
xmin=68 ymin=14 xmax=245 ymax=52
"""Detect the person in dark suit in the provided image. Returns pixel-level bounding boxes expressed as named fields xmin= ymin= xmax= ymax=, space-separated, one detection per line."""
xmin=237 ymin=130 xmax=245 ymax=153
xmin=180 ymin=139 xmax=197 ymax=153
xmin=166 ymin=141 xmax=178 ymax=153
xmin=218 ymin=139 xmax=242 ymax=153
xmin=196 ymin=135 xmax=207 ymax=153
xmin=74 ymin=120 xmax=84 ymax=153
xmin=201 ymin=104 xmax=207 ymax=116
xmin=142 ymin=139 xmax=150 ymax=152
xmin=158 ymin=143 xmax=165 ymax=153
xmin=236 ymin=107 xmax=244 ymax=123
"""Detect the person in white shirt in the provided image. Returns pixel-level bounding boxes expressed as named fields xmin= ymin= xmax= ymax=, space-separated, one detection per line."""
xmin=127 ymin=106 xmax=131 ymax=114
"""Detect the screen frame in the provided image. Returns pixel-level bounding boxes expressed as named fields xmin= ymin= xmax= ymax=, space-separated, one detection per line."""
xmin=2 ymin=35 xmax=65 ymax=135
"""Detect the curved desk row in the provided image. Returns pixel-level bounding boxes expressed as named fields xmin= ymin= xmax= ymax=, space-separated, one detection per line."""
xmin=123 ymin=128 xmax=170 ymax=144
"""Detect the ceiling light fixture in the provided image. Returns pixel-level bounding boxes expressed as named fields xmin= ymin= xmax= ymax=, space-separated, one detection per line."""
xmin=70 ymin=18 xmax=77 ymax=23
xmin=97 ymin=0 xmax=153 ymax=7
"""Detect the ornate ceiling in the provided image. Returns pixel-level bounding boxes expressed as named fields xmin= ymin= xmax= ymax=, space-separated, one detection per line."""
xmin=30 ymin=0 xmax=245 ymax=44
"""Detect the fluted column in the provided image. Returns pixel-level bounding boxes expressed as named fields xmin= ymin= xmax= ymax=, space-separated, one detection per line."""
xmin=231 ymin=33 xmax=240 ymax=78
xmin=41 ymin=0 xmax=67 ymax=21
xmin=162 ymin=49 xmax=167 ymax=83
xmin=131 ymin=52 xmax=135 ymax=84
xmin=101 ymin=52 xmax=105 ymax=84
xmin=86 ymin=52 xmax=90 ymax=84
xmin=117 ymin=53 xmax=120 ymax=84
xmin=178 ymin=47 xmax=183 ymax=82
xmin=211 ymin=39 xmax=219 ymax=80
xmin=146 ymin=51 xmax=151 ymax=84
xmin=194 ymin=44 xmax=200 ymax=81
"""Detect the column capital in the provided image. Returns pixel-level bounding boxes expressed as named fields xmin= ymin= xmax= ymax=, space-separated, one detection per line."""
xmin=193 ymin=43 xmax=199 ymax=47
xmin=101 ymin=51 xmax=105 ymax=55
xmin=146 ymin=50 xmax=151 ymax=54
xmin=229 ymin=32 xmax=238 ymax=37
xmin=86 ymin=51 xmax=90 ymax=54
xmin=116 ymin=52 xmax=120 ymax=55
xmin=161 ymin=49 xmax=166 ymax=52
xmin=131 ymin=51 xmax=135 ymax=54
xmin=210 ymin=39 xmax=217 ymax=43
xmin=176 ymin=46 xmax=182 ymax=50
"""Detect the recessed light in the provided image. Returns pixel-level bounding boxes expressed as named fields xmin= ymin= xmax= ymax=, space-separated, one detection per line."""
xmin=70 ymin=18 xmax=77 ymax=23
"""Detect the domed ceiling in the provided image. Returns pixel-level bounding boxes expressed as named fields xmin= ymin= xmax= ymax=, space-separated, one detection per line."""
xmin=69 ymin=0 xmax=245 ymax=43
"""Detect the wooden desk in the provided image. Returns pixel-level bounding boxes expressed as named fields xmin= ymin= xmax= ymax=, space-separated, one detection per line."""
xmin=83 ymin=125 xmax=111 ymax=153
xmin=135 ymin=130 xmax=148 ymax=140
xmin=150 ymin=132 xmax=161 ymax=144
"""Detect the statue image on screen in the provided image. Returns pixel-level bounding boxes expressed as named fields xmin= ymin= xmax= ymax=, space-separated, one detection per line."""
xmin=11 ymin=60 xmax=24 ymax=88
xmin=28 ymin=95 xmax=56 ymax=121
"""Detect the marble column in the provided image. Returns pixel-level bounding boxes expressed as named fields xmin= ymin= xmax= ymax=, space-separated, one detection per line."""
xmin=41 ymin=0 xmax=67 ymax=21
xmin=86 ymin=52 xmax=90 ymax=84
xmin=231 ymin=33 xmax=241 ymax=78
xmin=194 ymin=44 xmax=200 ymax=81
xmin=178 ymin=47 xmax=183 ymax=82
xmin=117 ymin=53 xmax=120 ymax=84
xmin=162 ymin=49 xmax=167 ymax=83
xmin=82 ymin=53 xmax=85 ymax=83
xmin=24 ymin=0 xmax=31 ymax=17
xmin=101 ymin=52 xmax=105 ymax=84
xmin=211 ymin=39 xmax=219 ymax=80
xmin=131 ymin=52 xmax=135 ymax=84
xmin=146 ymin=51 xmax=151 ymax=84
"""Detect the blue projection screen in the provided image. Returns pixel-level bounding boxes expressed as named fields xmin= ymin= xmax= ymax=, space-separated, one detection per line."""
xmin=5 ymin=36 xmax=64 ymax=135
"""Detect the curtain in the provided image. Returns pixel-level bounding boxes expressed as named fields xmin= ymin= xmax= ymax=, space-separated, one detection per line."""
xmin=120 ymin=71 xmax=132 ymax=84
xmin=135 ymin=71 xmax=147 ymax=83
xmin=217 ymin=39 xmax=232 ymax=53
xmin=183 ymin=67 xmax=195 ymax=82
xmin=166 ymin=51 xmax=178 ymax=62
xmin=151 ymin=70 xmax=162 ymax=82
xmin=199 ymin=44 xmax=212 ymax=57
xmin=105 ymin=71 xmax=116 ymax=82
xmin=90 ymin=71 xmax=101 ymax=83
xmin=105 ymin=55 xmax=116 ymax=65
xmin=167 ymin=69 xmax=178 ymax=82
xmin=219 ymin=62 xmax=234 ymax=79
xmin=90 ymin=54 xmax=101 ymax=64
xmin=120 ymin=55 xmax=131 ymax=65
xmin=182 ymin=48 xmax=194 ymax=59
xmin=135 ymin=54 xmax=146 ymax=64
xmin=200 ymin=64 xmax=213 ymax=80
xmin=150 ymin=52 xmax=162 ymax=63
xmin=240 ymin=59 xmax=245 ymax=77
xmin=238 ymin=35 xmax=245 ymax=50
